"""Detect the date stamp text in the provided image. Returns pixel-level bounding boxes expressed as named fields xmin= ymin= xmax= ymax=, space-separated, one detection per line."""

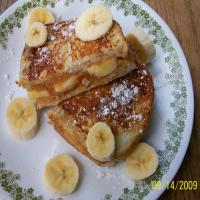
xmin=151 ymin=180 xmax=198 ymax=190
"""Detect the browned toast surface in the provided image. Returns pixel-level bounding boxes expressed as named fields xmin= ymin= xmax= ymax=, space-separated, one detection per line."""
xmin=18 ymin=20 xmax=137 ymax=109
xmin=48 ymin=67 xmax=154 ymax=166
xmin=20 ymin=20 xmax=128 ymax=81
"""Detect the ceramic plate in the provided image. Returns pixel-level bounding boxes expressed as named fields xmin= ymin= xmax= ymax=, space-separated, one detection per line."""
xmin=0 ymin=0 xmax=194 ymax=200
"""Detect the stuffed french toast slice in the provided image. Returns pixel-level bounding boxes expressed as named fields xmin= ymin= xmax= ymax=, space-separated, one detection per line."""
xmin=48 ymin=67 xmax=154 ymax=166
xmin=18 ymin=17 xmax=137 ymax=109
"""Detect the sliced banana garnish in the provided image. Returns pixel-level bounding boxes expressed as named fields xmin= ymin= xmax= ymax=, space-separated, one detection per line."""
xmin=75 ymin=4 xmax=113 ymax=41
xmin=87 ymin=57 xmax=117 ymax=77
xmin=28 ymin=89 xmax=49 ymax=99
xmin=43 ymin=154 xmax=79 ymax=195
xmin=27 ymin=7 xmax=55 ymax=25
xmin=126 ymin=28 xmax=156 ymax=64
xmin=6 ymin=97 xmax=38 ymax=140
xmin=25 ymin=22 xmax=48 ymax=48
xmin=125 ymin=143 xmax=159 ymax=181
xmin=54 ymin=76 xmax=78 ymax=93
xmin=86 ymin=122 xmax=115 ymax=162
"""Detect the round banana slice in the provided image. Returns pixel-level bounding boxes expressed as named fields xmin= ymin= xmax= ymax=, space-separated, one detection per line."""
xmin=43 ymin=154 xmax=79 ymax=195
xmin=126 ymin=28 xmax=156 ymax=64
xmin=75 ymin=4 xmax=113 ymax=41
xmin=86 ymin=122 xmax=115 ymax=162
xmin=6 ymin=97 xmax=38 ymax=140
xmin=87 ymin=57 xmax=117 ymax=77
xmin=28 ymin=89 xmax=49 ymax=100
xmin=125 ymin=143 xmax=159 ymax=181
xmin=25 ymin=22 xmax=47 ymax=48
xmin=27 ymin=7 xmax=55 ymax=25
xmin=54 ymin=76 xmax=79 ymax=93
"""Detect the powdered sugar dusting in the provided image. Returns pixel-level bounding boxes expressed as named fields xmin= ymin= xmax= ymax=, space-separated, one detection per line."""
xmin=110 ymin=101 xmax=118 ymax=109
xmin=68 ymin=22 xmax=75 ymax=30
xmin=61 ymin=29 xmax=72 ymax=38
xmin=97 ymin=80 xmax=140 ymax=122
xmin=100 ymin=105 xmax=110 ymax=116
xmin=143 ymin=69 xmax=147 ymax=76
xmin=37 ymin=53 xmax=48 ymax=64
xmin=40 ymin=46 xmax=48 ymax=53
xmin=111 ymin=80 xmax=138 ymax=105
xmin=49 ymin=34 xmax=56 ymax=41
xmin=52 ymin=22 xmax=62 ymax=31
xmin=36 ymin=46 xmax=49 ymax=64
xmin=61 ymin=30 xmax=68 ymax=37
xmin=98 ymin=100 xmax=118 ymax=117
xmin=127 ymin=114 xmax=143 ymax=121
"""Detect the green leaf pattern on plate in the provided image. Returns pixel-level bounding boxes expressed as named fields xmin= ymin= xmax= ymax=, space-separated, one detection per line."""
xmin=0 ymin=0 xmax=187 ymax=200
xmin=0 ymin=0 xmax=56 ymax=48
xmin=0 ymin=157 xmax=42 ymax=200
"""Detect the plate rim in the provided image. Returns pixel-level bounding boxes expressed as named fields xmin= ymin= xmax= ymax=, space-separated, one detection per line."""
xmin=137 ymin=0 xmax=194 ymax=199
xmin=0 ymin=0 xmax=194 ymax=200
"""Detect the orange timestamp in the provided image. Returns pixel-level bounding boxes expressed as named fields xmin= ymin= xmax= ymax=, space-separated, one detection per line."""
xmin=151 ymin=180 xmax=198 ymax=190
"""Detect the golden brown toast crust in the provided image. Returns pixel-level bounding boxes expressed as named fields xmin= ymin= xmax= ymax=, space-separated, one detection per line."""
xmin=20 ymin=20 xmax=127 ymax=81
xmin=18 ymin=20 xmax=136 ymax=109
xmin=48 ymin=67 xmax=154 ymax=166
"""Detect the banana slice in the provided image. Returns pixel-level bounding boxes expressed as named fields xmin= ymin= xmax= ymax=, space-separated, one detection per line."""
xmin=25 ymin=22 xmax=47 ymax=48
xmin=86 ymin=122 xmax=115 ymax=162
xmin=27 ymin=7 xmax=55 ymax=25
xmin=75 ymin=4 xmax=113 ymax=41
xmin=125 ymin=143 xmax=159 ymax=181
xmin=6 ymin=97 xmax=38 ymax=140
xmin=43 ymin=154 xmax=79 ymax=195
xmin=54 ymin=76 xmax=78 ymax=93
xmin=87 ymin=57 xmax=117 ymax=77
xmin=126 ymin=28 xmax=156 ymax=64
xmin=28 ymin=89 xmax=49 ymax=99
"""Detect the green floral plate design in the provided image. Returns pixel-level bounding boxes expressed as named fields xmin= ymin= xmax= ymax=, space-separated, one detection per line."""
xmin=0 ymin=0 xmax=194 ymax=200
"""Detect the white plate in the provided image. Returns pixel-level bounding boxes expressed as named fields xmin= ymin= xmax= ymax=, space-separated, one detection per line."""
xmin=0 ymin=0 xmax=194 ymax=200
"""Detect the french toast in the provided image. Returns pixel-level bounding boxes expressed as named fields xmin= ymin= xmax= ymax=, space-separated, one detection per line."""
xmin=48 ymin=67 xmax=154 ymax=166
xmin=18 ymin=20 xmax=137 ymax=109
